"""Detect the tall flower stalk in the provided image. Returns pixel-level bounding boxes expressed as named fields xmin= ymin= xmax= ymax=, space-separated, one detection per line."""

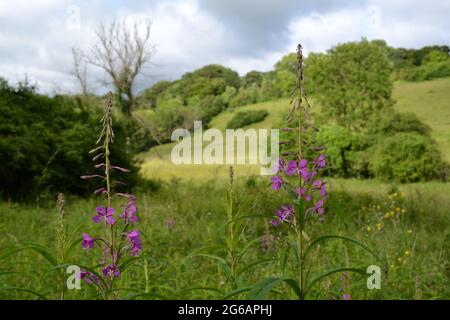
xmin=56 ymin=193 xmax=67 ymax=300
xmin=249 ymin=44 xmax=378 ymax=300
xmin=80 ymin=92 xmax=141 ymax=299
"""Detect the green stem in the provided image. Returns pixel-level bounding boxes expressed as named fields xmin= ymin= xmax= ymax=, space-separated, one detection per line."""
xmin=296 ymin=45 xmax=305 ymax=299
xmin=227 ymin=175 xmax=236 ymax=289
xmin=104 ymin=102 xmax=115 ymax=298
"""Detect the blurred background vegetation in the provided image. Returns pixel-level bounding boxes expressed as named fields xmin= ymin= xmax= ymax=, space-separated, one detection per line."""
xmin=2 ymin=39 xmax=449 ymax=202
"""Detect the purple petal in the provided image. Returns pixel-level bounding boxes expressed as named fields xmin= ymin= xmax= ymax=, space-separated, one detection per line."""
xmin=92 ymin=215 xmax=102 ymax=223
xmin=106 ymin=216 xmax=115 ymax=225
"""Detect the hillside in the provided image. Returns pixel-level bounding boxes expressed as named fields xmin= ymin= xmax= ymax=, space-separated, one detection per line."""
xmin=138 ymin=78 xmax=450 ymax=180
xmin=393 ymin=78 xmax=450 ymax=161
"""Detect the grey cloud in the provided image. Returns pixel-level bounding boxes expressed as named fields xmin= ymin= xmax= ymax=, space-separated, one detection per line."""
xmin=0 ymin=0 xmax=448 ymax=94
xmin=197 ymin=0 xmax=356 ymax=57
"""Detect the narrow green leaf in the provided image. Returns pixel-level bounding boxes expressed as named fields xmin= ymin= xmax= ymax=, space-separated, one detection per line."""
xmin=303 ymin=235 xmax=380 ymax=261
xmin=126 ymin=292 xmax=168 ymax=300
xmin=0 ymin=247 xmax=27 ymax=261
xmin=182 ymin=287 xmax=224 ymax=295
xmin=236 ymin=238 xmax=261 ymax=261
xmin=247 ymin=277 xmax=284 ymax=300
xmin=66 ymin=237 xmax=82 ymax=257
xmin=227 ymin=215 xmax=268 ymax=225
xmin=190 ymin=253 xmax=227 ymax=265
xmin=282 ymin=278 xmax=302 ymax=299
xmin=119 ymin=256 xmax=143 ymax=272
xmin=222 ymin=286 xmax=251 ymax=300
xmin=22 ymin=242 xmax=58 ymax=266
xmin=0 ymin=287 xmax=47 ymax=300
xmin=306 ymin=267 xmax=365 ymax=294
xmin=236 ymin=258 xmax=277 ymax=277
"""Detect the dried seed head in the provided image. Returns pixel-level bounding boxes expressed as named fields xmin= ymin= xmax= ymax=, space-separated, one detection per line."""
xmin=228 ymin=165 xmax=234 ymax=186
xmin=57 ymin=193 xmax=65 ymax=219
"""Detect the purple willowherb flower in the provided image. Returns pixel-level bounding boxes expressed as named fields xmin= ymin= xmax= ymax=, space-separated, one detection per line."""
xmin=275 ymin=158 xmax=286 ymax=174
xmin=294 ymin=186 xmax=312 ymax=202
xmin=271 ymin=175 xmax=283 ymax=190
xmin=285 ymin=159 xmax=310 ymax=181
xmin=92 ymin=206 xmax=115 ymax=225
xmin=309 ymin=170 xmax=317 ymax=181
xmin=343 ymin=293 xmax=351 ymax=300
xmin=285 ymin=160 xmax=298 ymax=176
xmin=120 ymin=195 xmax=138 ymax=223
xmin=298 ymin=159 xmax=309 ymax=181
xmin=80 ymin=92 xmax=144 ymax=295
xmin=313 ymin=199 xmax=325 ymax=216
xmin=271 ymin=219 xmax=280 ymax=226
xmin=78 ymin=270 xmax=101 ymax=285
xmin=127 ymin=230 xmax=142 ymax=256
xmin=314 ymin=154 xmax=326 ymax=170
xmin=102 ymin=264 xmax=120 ymax=278
xmin=272 ymin=205 xmax=295 ymax=226
xmin=82 ymin=233 xmax=95 ymax=250
xmin=313 ymin=179 xmax=327 ymax=197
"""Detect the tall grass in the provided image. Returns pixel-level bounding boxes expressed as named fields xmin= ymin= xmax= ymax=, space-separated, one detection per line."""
xmin=0 ymin=176 xmax=448 ymax=299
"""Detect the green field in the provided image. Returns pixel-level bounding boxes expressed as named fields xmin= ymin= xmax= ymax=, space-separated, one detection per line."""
xmin=139 ymin=78 xmax=450 ymax=181
xmin=393 ymin=78 xmax=450 ymax=161
xmin=1 ymin=177 xmax=449 ymax=299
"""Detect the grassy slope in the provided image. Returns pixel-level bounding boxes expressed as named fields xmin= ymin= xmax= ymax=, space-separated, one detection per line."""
xmin=138 ymin=78 xmax=450 ymax=181
xmin=138 ymin=99 xmax=290 ymax=180
xmin=393 ymin=78 xmax=450 ymax=162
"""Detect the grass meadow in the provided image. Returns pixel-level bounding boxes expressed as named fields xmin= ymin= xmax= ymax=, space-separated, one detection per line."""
xmin=1 ymin=78 xmax=449 ymax=300
xmin=1 ymin=177 xmax=449 ymax=299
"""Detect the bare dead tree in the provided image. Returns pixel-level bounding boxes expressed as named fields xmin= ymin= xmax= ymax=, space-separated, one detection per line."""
xmin=71 ymin=48 xmax=89 ymax=96
xmin=76 ymin=19 xmax=155 ymax=115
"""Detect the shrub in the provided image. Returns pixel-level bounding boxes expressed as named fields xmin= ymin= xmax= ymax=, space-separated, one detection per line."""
xmin=197 ymin=94 xmax=226 ymax=124
xmin=229 ymin=85 xmax=259 ymax=108
xmin=368 ymin=110 xmax=431 ymax=137
xmin=403 ymin=60 xmax=450 ymax=81
xmin=0 ymin=80 xmax=137 ymax=201
xmin=369 ymin=132 xmax=448 ymax=182
xmin=315 ymin=124 xmax=368 ymax=177
xmin=226 ymin=109 xmax=269 ymax=129
xmin=305 ymin=40 xmax=394 ymax=130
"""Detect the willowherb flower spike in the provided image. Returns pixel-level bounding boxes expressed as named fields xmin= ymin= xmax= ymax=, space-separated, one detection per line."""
xmin=269 ymin=44 xmax=328 ymax=227
xmin=79 ymin=92 xmax=141 ymax=297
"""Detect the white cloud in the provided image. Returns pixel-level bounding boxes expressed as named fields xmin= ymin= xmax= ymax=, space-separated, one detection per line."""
xmin=0 ymin=0 xmax=448 ymax=94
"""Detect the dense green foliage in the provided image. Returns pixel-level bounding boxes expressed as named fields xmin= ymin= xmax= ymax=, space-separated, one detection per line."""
xmin=226 ymin=109 xmax=269 ymax=129
xmin=299 ymin=40 xmax=447 ymax=182
xmin=315 ymin=124 xmax=366 ymax=178
xmin=369 ymin=132 xmax=447 ymax=183
xmin=138 ymin=65 xmax=240 ymax=127
xmin=0 ymin=79 xmax=137 ymax=201
xmin=306 ymin=40 xmax=394 ymax=130
xmin=382 ymin=43 xmax=450 ymax=81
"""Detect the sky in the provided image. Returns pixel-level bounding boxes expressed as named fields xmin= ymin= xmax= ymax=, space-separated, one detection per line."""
xmin=0 ymin=0 xmax=449 ymax=94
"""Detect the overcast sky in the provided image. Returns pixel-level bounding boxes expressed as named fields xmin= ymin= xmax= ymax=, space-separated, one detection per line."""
xmin=0 ymin=0 xmax=449 ymax=94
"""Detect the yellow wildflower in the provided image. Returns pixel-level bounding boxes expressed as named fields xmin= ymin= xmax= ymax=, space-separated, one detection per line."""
xmin=376 ymin=223 xmax=383 ymax=231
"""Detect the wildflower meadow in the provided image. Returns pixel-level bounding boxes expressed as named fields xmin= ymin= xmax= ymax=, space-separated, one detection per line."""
xmin=0 ymin=1 xmax=449 ymax=307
